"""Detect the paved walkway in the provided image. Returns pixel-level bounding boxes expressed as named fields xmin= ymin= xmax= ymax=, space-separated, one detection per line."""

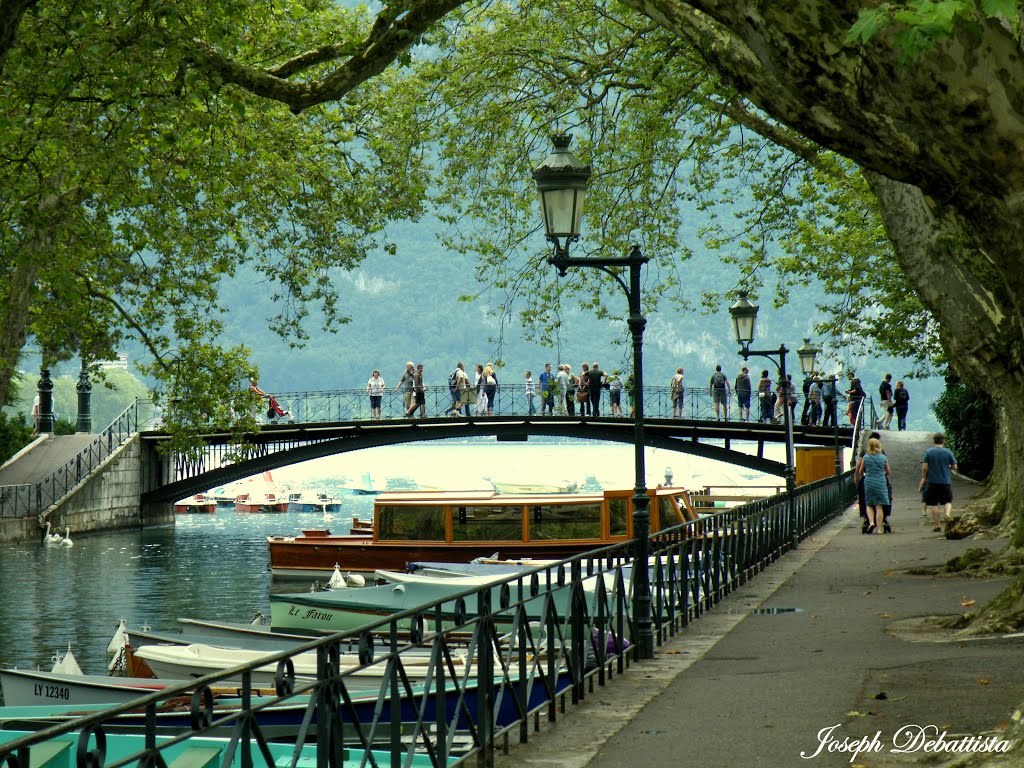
xmin=0 ymin=433 xmax=96 ymax=486
xmin=495 ymin=430 xmax=1023 ymax=767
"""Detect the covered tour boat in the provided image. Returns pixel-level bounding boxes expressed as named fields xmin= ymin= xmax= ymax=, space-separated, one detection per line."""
xmin=267 ymin=487 xmax=700 ymax=580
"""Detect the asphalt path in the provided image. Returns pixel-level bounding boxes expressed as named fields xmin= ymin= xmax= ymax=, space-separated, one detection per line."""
xmin=495 ymin=430 xmax=1023 ymax=768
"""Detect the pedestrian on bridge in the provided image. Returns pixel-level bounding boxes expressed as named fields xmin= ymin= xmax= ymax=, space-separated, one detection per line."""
xmin=394 ymin=362 xmax=416 ymax=415
xmin=670 ymin=368 xmax=685 ymax=418
xmin=709 ymin=365 xmax=731 ymax=420
xmin=608 ymin=371 xmax=623 ymax=416
xmin=757 ymin=370 xmax=773 ymax=423
xmin=588 ymin=362 xmax=605 ymax=416
xmin=734 ymin=366 xmax=751 ymax=422
xmin=539 ymin=363 xmax=555 ymax=416
xmin=366 ymin=370 xmax=386 ymax=420
xmin=404 ymin=364 xmax=426 ymax=418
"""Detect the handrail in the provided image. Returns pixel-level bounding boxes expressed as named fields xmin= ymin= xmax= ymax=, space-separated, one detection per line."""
xmin=241 ymin=385 xmax=851 ymax=426
xmin=1 ymin=400 xmax=148 ymax=519
xmin=0 ymin=473 xmax=855 ymax=768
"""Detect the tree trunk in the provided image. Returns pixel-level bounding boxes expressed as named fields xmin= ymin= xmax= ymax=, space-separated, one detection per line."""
xmin=866 ymin=174 xmax=1024 ymax=545
xmin=0 ymin=258 xmax=39 ymax=412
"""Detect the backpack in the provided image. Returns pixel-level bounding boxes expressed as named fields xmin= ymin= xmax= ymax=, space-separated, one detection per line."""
xmin=712 ymin=372 xmax=727 ymax=389
xmin=448 ymin=370 xmax=459 ymax=388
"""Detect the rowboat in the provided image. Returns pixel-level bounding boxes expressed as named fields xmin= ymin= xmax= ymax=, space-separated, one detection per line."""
xmin=173 ymin=494 xmax=216 ymax=514
xmin=0 ymin=669 xmax=185 ymax=708
xmin=267 ymin=486 xmax=699 ymax=579
xmin=0 ymin=725 xmax=458 ymax=765
xmin=267 ymin=572 xmax=622 ymax=636
xmin=132 ymin=643 xmax=458 ymax=687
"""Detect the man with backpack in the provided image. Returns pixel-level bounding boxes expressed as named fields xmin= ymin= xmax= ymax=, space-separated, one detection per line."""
xmin=443 ymin=363 xmax=468 ymax=416
xmin=821 ymin=376 xmax=837 ymax=428
xmin=708 ymin=365 xmax=731 ymax=420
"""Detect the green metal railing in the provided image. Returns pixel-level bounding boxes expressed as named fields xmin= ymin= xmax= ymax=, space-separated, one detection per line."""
xmin=0 ymin=473 xmax=854 ymax=768
xmin=0 ymin=400 xmax=145 ymax=519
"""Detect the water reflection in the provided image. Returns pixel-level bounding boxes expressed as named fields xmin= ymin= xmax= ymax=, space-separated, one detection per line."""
xmin=0 ymin=501 xmax=374 ymax=675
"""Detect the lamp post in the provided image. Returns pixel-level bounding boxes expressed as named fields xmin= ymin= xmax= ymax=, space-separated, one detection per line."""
xmin=728 ymin=293 xmax=818 ymax=549
xmin=533 ymin=135 xmax=654 ymax=660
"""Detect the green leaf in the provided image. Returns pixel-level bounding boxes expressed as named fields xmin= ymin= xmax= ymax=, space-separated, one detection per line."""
xmin=845 ymin=8 xmax=890 ymax=43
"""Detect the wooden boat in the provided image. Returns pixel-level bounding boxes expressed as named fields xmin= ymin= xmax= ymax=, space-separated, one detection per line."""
xmin=267 ymin=486 xmax=699 ymax=580
xmin=286 ymin=492 xmax=342 ymax=514
xmin=132 ymin=643 xmax=455 ymax=687
xmin=173 ymin=494 xmax=216 ymax=514
xmin=0 ymin=669 xmax=186 ymax=708
xmin=269 ymin=574 xmax=615 ymax=635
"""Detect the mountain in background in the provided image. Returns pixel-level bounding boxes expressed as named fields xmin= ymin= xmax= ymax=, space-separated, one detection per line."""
xmin=14 ymin=217 xmax=942 ymax=431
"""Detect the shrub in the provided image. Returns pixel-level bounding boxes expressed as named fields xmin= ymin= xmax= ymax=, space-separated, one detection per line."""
xmin=931 ymin=376 xmax=994 ymax=481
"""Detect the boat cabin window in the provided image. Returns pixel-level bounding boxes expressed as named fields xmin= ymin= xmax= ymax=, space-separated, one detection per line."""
xmin=452 ymin=505 xmax=524 ymax=542
xmin=376 ymin=505 xmax=446 ymax=541
xmin=655 ymin=495 xmax=685 ymax=532
xmin=608 ymin=498 xmax=628 ymax=537
xmin=528 ymin=502 xmax=601 ymax=540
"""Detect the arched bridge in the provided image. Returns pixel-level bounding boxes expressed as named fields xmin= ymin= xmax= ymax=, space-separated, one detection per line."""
xmin=141 ymin=411 xmax=853 ymax=505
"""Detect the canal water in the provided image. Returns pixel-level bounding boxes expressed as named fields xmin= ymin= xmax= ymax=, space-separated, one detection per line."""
xmin=0 ymin=439 xmax=780 ymax=678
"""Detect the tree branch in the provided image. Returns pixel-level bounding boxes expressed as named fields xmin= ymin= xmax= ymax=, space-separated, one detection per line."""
xmin=187 ymin=0 xmax=472 ymax=113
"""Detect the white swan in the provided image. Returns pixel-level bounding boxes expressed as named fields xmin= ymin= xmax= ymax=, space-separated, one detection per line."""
xmin=43 ymin=522 xmax=62 ymax=545
xmin=61 ymin=527 xmax=74 ymax=547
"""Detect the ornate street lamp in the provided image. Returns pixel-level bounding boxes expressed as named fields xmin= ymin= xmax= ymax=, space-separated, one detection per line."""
xmin=728 ymin=292 xmax=806 ymax=549
xmin=532 ymin=134 xmax=591 ymax=269
xmin=533 ymin=135 xmax=654 ymax=660
xmin=797 ymin=338 xmax=820 ymax=378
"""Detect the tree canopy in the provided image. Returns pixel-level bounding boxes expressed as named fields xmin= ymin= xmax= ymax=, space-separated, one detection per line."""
xmin=2 ymin=0 xmax=1020 ymax=527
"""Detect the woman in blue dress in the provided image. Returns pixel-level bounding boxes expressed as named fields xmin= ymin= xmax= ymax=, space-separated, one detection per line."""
xmin=855 ymin=437 xmax=891 ymax=534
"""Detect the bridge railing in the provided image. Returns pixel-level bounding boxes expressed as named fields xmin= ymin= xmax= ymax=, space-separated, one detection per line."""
xmin=264 ymin=385 xmax=850 ymax=425
xmin=0 ymin=399 xmax=147 ymax=519
xmin=0 ymin=473 xmax=854 ymax=768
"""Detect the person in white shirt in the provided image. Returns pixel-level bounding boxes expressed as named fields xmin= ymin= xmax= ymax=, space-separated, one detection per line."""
xmin=366 ymin=370 xmax=385 ymax=420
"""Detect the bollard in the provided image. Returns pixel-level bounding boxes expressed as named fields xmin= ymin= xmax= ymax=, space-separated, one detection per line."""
xmin=37 ymin=369 xmax=54 ymax=434
xmin=76 ymin=361 xmax=93 ymax=433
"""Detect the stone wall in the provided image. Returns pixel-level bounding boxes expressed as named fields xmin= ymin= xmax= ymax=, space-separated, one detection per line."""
xmin=0 ymin=435 xmax=176 ymax=544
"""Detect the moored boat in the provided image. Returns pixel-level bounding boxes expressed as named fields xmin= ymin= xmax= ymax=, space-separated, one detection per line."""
xmin=132 ymin=643 xmax=458 ymax=687
xmin=267 ymin=486 xmax=699 ymax=580
xmin=234 ymin=491 xmax=289 ymax=513
xmin=0 ymin=669 xmax=185 ymax=708
xmin=286 ymin=491 xmax=342 ymax=514
xmin=173 ymin=494 xmax=216 ymax=514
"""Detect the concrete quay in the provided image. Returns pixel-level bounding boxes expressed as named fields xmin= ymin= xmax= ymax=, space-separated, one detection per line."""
xmin=496 ymin=430 xmax=1023 ymax=768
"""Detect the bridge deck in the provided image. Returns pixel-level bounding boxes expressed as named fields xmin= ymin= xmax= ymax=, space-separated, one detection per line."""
xmin=141 ymin=415 xmax=854 ymax=504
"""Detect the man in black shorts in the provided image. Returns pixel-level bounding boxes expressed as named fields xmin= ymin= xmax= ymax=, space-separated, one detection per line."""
xmin=920 ymin=433 xmax=958 ymax=532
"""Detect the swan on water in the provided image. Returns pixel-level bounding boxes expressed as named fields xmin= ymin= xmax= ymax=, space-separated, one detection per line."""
xmin=344 ymin=572 xmax=366 ymax=588
xmin=43 ymin=522 xmax=62 ymax=545
xmin=61 ymin=527 xmax=74 ymax=547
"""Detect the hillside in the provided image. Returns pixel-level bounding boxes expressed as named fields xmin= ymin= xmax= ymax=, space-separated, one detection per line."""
xmin=16 ymin=217 xmax=943 ymax=431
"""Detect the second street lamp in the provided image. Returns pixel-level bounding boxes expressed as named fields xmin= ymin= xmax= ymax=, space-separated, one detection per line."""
xmin=728 ymin=293 xmax=818 ymax=550
xmin=533 ymin=134 xmax=654 ymax=660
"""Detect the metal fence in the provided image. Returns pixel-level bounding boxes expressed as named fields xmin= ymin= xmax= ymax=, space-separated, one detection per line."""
xmin=0 ymin=400 xmax=145 ymax=519
xmin=0 ymin=473 xmax=854 ymax=768
xmin=263 ymin=386 xmax=851 ymax=425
